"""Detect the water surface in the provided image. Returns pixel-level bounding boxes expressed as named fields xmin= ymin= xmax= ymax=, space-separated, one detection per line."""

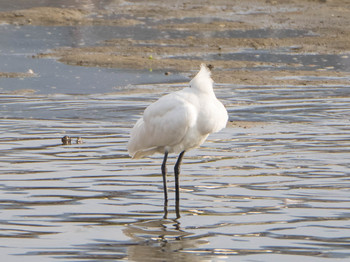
xmin=1 ymin=81 xmax=350 ymax=261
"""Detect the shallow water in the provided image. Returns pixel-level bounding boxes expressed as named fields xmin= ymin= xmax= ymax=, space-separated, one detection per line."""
xmin=1 ymin=2 xmax=350 ymax=261
xmin=0 ymin=23 xmax=188 ymax=95
xmin=1 ymin=81 xmax=350 ymax=261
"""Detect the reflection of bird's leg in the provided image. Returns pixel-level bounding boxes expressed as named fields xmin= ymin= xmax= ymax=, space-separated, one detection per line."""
xmin=174 ymin=151 xmax=185 ymax=218
xmin=161 ymin=151 xmax=169 ymax=203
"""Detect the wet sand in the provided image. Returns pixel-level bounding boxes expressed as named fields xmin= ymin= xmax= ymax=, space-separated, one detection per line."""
xmin=1 ymin=0 xmax=350 ymax=85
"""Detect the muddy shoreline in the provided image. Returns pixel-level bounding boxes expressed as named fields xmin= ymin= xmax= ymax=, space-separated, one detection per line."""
xmin=1 ymin=0 xmax=350 ymax=85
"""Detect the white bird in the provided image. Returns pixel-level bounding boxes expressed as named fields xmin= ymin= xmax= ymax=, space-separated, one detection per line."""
xmin=128 ymin=64 xmax=228 ymax=214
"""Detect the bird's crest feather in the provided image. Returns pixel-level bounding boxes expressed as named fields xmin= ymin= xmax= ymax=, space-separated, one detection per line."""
xmin=189 ymin=64 xmax=214 ymax=93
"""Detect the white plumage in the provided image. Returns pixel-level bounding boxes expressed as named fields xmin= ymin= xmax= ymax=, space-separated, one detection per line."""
xmin=127 ymin=63 xmax=228 ymax=217
xmin=128 ymin=64 xmax=228 ymax=158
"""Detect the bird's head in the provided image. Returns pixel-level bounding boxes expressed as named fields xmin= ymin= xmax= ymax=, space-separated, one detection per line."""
xmin=189 ymin=64 xmax=214 ymax=93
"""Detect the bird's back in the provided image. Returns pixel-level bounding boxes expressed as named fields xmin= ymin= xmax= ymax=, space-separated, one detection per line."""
xmin=128 ymin=64 xmax=228 ymax=159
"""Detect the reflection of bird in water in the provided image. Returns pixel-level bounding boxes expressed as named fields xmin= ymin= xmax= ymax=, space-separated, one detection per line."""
xmin=123 ymin=219 xmax=206 ymax=262
xmin=128 ymin=64 xmax=228 ymax=217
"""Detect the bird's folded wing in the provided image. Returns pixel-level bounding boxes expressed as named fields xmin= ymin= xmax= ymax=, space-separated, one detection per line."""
xmin=143 ymin=94 xmax=196 ymax=147
xmin=128 ymin=94 xmax=196 ymax=157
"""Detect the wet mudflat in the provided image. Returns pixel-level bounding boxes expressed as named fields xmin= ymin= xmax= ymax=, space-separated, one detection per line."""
xmin=1 ymin=0 xmax=350 ymax=261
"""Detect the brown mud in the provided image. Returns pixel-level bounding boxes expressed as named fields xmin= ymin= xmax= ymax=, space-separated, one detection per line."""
xmin=1 ymin=0 xmax=350 ymax=85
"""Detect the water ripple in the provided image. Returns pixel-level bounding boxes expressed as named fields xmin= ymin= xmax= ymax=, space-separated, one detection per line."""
xmin=1 ymin=81 xmax=350 ymax=261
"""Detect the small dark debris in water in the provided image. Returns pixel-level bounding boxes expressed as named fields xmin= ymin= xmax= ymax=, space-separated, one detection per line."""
xmin=164 ymin=71 xmax=171 ymax=75
xmin=61 ymin=135 xmax=72 ymax=145
xmin=61 ymin=136 xmax=83 ymax=145
xmin=207 ymin=64 xmax=214 ymax=71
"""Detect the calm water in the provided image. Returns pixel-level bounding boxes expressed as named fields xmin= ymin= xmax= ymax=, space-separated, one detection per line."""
xmin=1 ymin=2 xmax=350 ymax=261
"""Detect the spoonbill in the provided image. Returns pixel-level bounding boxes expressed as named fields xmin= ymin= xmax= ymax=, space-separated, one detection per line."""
xmin=128 ymin=64 xmax=228 ymax=215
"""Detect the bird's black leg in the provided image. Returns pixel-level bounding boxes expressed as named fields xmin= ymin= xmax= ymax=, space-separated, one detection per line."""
xmin=162 ymin=151 xmax=168 ymax=206
xmin=174 ymin=150 xmax=185 ymax=218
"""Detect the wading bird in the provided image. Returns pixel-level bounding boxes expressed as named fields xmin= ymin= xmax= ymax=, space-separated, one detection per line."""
xmin=128 ymin=64 xmax=228 ymax=217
